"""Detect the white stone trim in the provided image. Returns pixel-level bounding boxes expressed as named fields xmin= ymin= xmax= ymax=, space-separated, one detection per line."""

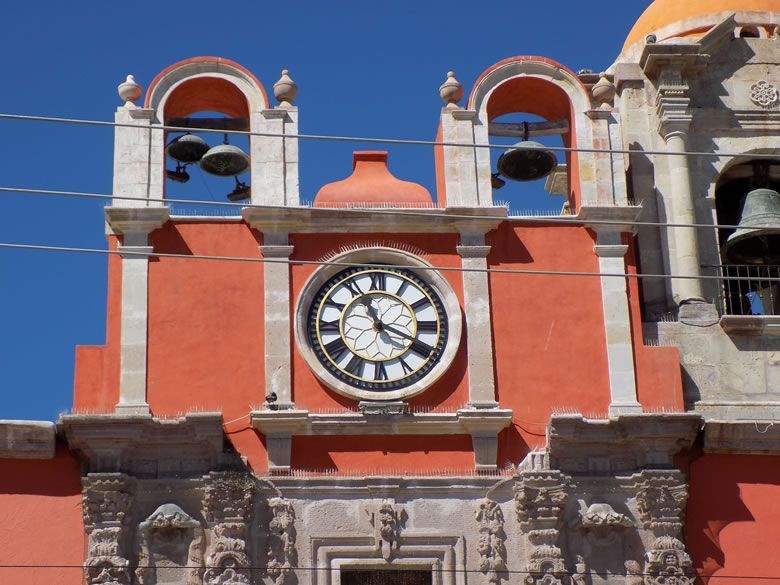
xmin=311 ymin=534 xmax=466 ymax=585
xmin=293 ymin=248 xmax=463 ymax=403
xmin=0 ymin=420 xmax=56 ymax=459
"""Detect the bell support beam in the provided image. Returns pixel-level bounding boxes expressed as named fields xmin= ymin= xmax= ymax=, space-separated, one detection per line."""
xmin=457 ymin=233 xmax=498 ymax=409
xmin=581 ymin=206 xmax=644 ymax=416
xmin=106 ymin=207 xmax=170 ymax=415
xmin=258 ymin=231 xmax=295 ymax=410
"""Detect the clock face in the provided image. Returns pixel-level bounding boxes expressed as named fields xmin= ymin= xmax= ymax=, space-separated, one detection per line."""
xmin=306 ymin=267 xmax=448 ymax=392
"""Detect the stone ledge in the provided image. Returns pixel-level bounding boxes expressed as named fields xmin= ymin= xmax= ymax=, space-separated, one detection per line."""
xmin=105 ymin=206 xmax=170 ymax=235
xmin=705 ymin=420 xmax=780 ymax=454
xmin=0 ymin=420 xmax=56 ymax=459
xmin=577 ymin=205 xmax=643 ymax=233
xmin=250 ymin=408 xmax=513 ymax=436
xmin=547 ymin=413 xmax=702 ymax=473
xmin=58 ymin=412 xmax=237 ymax=475
xmin=720 ymin=315 xmax=780 ymax=335
xmin=242 ymin=205 xmax=507 ymax=234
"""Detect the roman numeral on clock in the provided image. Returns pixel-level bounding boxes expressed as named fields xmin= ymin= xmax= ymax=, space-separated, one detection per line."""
xmin=343 ymin=279 xmax=363 ymax=297
xmin=369 ymin=272 xmax=387 ymax=291
xmin=417 ymin=321 xmax=438 ymax=333
xmin=410 ymin=298 xmax=430 ymax=310
xmin=324 ymin=338 xmax=348 ymax=361
xmin=319 ymin=320 xmax=340 ymax=334
xmin=410 ymin=339 xmax=434 ymax=357
xmin=325 ymin=298 xmax=345 ymax=310
xmin=399 ymin=357 xmax=414 ymax=375
xmin=374 ymin=361 xmax=388 ymax=381
xmin=345 ymin=354 xmax=364 ymax=376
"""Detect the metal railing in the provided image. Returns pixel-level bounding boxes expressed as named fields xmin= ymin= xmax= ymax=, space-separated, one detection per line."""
xmin=707 ymin=264 xmax=780 ymax=316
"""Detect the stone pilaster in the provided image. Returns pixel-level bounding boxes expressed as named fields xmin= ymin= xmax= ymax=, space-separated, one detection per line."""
xmin=82 ymin=473 xmax=135 ymax=585
xmin=251 ymin=107 xmax=299 ymax=206
xmin=440 ymin=108 xmax=491 ymax=206
xmin=593 ymin=230 xmax=642 ymax=415
xmin=457 ymin=234 xmax=498 ymax=409
xmin=105 ymin=207 xmax=169 ymax=415
xmin=260 ymin=233 xmax=295 ymax=409
xmin=112 ymin=107 xmax=164 ymax=206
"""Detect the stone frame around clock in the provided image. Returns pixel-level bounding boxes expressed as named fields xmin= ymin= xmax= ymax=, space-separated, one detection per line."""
xmin=294 ymin=247 xmax=463 ymax=402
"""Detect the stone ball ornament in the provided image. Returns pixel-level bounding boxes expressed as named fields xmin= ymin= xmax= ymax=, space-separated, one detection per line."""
xmin=295 ymin=248 xmax=462 ymax=402
xmin=273 ymin=69 xmax=298 ymax=105
xmin=117 ymin=74 xmax=142 ymax=106
xmin=439 ymin=71 xmax=464 ymax=108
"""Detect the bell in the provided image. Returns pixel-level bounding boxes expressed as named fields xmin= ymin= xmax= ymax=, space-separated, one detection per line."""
xmin=166 ymin=133 xmax=209 ymax=164
xmin=496 ymin=141 xmax=557 ymax=182
xmin=200 ymin=143 xmax=250 ymax=177
xmin=227 ymin=178 xmax=251 ymax=202
xmin=724 ymin=187 xmax=780 ymax=265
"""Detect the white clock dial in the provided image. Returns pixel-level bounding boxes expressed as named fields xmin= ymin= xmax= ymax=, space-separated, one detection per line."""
xmin=307 ymin=267 xmax=446 ymax=391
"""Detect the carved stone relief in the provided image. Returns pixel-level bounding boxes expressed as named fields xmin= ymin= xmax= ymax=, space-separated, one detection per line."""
xmin=82 ymin=474 xmax=135 ymax=585
xmin=750 ymin=80 xmax=779 ymax=108
xmin=134 ymin=503 xmax=203 ymax=585
xmin=266 ymin=498 xmax=297 ymax=585
xmin=475 ymin=498 xmax=507 ymax=584
xmin=367 ymin=499 xmax=406 ymax=561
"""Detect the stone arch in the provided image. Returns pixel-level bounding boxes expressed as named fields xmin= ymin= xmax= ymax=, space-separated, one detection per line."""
xmin=468 ymin=56 xmax=598 ymax=209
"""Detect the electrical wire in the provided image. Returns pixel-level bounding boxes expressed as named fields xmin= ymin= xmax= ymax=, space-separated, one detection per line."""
xmin=1 ymin=241 xmax=777 ymax=283
xmin=0 ymin=185 xmax=772 ymax=232
xmin=2 ymin=111 xmax=779 ymax=159
xmin=0 ymin=564 xmax=775 ymax=578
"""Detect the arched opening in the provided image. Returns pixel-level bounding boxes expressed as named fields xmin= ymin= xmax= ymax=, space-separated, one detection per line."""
xmin=481 ymin=73 xmax=579 ymax=214
xmin=737 ymin=25 xmax=762 ymax=38
xmin=714 ymin=159 xmax=780 ymax=315
xmin=159 ymin=75 xmax=253 ymax=213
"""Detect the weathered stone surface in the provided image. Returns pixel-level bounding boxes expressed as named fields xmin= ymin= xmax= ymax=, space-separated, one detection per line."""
xmin=0 ymin=420 xmax=55 ymax=459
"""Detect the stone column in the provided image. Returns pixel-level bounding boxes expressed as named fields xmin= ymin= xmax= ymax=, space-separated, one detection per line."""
xmin=107 ymin=208 xmax=169 ymax=415
xmin=260 ymin=233 xmax=295 ymax=409
xmin=656 ymin=66 xmax=705 ymax=305
xmin=440 ymin=107 xmax=483 ymax=206
xmin=251 ymin=106 xmax=299 ymax=207
xmin=457 ymin=234 xmax=498 ymax=409
xmin=112 ymin=106 xmax=165 ymax=206
xmin=594 ymin=230 xmax=642 ymax=416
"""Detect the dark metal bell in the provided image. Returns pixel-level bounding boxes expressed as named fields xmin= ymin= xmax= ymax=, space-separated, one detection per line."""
xmin=199 ymin=143 xmax=250 ymax=177
xmin=166 ymin=133 xmax=209 ymax=164
xmin=724 ymin=187 xmax=780 ymax=265
xmin=497 ymin=141 xmax=558 ymax=182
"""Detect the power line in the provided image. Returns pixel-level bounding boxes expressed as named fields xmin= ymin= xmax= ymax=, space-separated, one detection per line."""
xmin=2 ymin=111 xmax=779 ymax=160
xmin=1 ymin=241 xmax=776 ymax=283
xmin=0 ymin=186 xmax=768 ymax=232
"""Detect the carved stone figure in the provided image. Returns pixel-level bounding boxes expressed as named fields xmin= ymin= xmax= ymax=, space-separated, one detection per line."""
xmin=644 ymin=536 xmax=693 ymax=585
xmin=577 ymin=502 xmax=633 ymax=547
xmin=368 ymin=499 xmax=405 ymax=561
xmin=475 ymin=499 xmax=507 ymax=584
xmin=571 ymin=556 xmax=589 ymax=585
xmin=134 ymin=503 xmax=203 ymax=585
xmin=266 ymin=498 xmax=297 ymax=585
xmin=82 ymin=474 xmax=135 ymax=585
xmin=634 ymin=473 xmax=688 ymax=535
xmin=624 ymin=560 xmax=643 ymax=585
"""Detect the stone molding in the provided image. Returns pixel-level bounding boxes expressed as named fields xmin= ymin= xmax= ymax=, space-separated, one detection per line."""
xmin=59 ymin=412 xmax=235 ymax=476
xmin=267 ymin=497 xmax=298 ymax=585
xmin=455 ymin=244 xmax=492 ymax=258
xmin=704 ymin=420 xmax=780 ymax=454
xmin=476 ymin=498 xmax=507 ymax=584
xmin=243 ymin=205 xmax=507 ymax=234
xmin=104 ymin=206 xmax=170 ymax=237
xmin=719 ymin=315 xmax=780 ymax=335
xmin=0 ymin=420 xmax=55 ymax=459
xmin=577 ymin=205 xmax=643 ymax=234
xmin=547 ymin=414 xmax=702 ymax=474
xmin=251 ymin=408 xmax=513 ymax=472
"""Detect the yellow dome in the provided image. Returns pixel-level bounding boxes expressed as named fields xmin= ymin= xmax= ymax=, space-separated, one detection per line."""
xmin=623 ymin=0 xmax=780 ymax=51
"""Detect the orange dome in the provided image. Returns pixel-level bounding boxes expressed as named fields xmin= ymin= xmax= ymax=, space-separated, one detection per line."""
xmin=314 ymin=151 xmax=433 ymax=207
xmin=623 ymin=0 xmax=779 ymax=51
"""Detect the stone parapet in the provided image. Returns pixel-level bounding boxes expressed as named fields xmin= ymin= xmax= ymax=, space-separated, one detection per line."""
xmin=0 ymin=420 xmax=56 ymax=459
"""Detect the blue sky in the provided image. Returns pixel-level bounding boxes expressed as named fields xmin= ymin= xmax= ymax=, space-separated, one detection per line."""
xmin=0 ymin=1 xmax=648 ymax=420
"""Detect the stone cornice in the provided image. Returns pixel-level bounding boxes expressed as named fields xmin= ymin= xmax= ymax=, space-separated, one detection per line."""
xmin=105 ymin=206 xmax=170 ymax=236
xmin=639 ymin=44 xmax=709 ymax=79
xmin=547 ymin=413 xmax=702 ymax=473
xmin=250 ymin=408 xmax=513 ymax=437
xmin=253 ymin=474 xmax=507 ymax=496
xmin=0 ymin=420 xmax=56 ymax=459
xmin=242 ymin=206 xmax=507 ymax=234
xmin=705 ymin=420 xmax=780 ymax=454
xmin=577 ymin=205 xmax=643 ymax=233
xmin=58 ymin=412 xmax=236 ymax=475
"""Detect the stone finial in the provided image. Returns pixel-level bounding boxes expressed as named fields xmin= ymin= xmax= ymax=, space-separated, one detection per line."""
xmin=439 ymin=71 xmax=463 ymax=109
xmin=273 ymin=69 xmax=298 ymax=106
xmin=117 ymin=75 xmax=142 ymax=107
xmin=592 ymin=72 xmax=616 ymax=108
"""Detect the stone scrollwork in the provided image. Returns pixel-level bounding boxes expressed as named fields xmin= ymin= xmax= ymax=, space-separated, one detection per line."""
xmin=514 ymin=471 xmax=569 ymax=585
xmin=644 ymin=536 xmax=693 ymax=585
xmin=82 ymin=474 xmax=135 ymax=585
xmin=624 ymin=560 xmax=644 ymax=585
xmin=266 ymin=498 xmax=297 ymax=585
xmin=575 ymin=502 xmax=633 ymax=547
xmin=134 ymin=503 xmax=203 ymax=585
xmin=202 ymin=472 xmax=255 ymax=585
xmin=750 ymin=80 xmax=779 ymax=109
xmin=475 ymin=499 xmax=507 ymax=584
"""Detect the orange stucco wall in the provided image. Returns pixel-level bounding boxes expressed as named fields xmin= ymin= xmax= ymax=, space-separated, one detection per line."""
xmin=0 ymin=446 xmax=84 ymax=585
xmin=72 ymin=218 xmax=683 ymax=472
xmin=686 ymin=453 xmax=780 ymax=585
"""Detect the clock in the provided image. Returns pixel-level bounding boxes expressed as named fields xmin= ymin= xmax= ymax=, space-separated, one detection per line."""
xmin=296 ymin=249 xmax=462 ymax=402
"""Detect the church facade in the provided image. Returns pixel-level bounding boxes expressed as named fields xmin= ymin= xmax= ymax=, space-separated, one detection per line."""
xmin=1 ymin=2 xmax=779 ymax=585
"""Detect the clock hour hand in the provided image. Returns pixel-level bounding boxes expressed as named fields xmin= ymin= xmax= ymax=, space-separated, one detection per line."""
xmin=362 ymin=298 xmax=381 ymax=324
xmin=382 ymin=323 xmax=416 ymax=342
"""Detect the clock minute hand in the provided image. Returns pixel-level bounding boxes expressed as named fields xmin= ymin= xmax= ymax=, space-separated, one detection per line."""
xmin=362 ymin=298 xmax=381 ymax=324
